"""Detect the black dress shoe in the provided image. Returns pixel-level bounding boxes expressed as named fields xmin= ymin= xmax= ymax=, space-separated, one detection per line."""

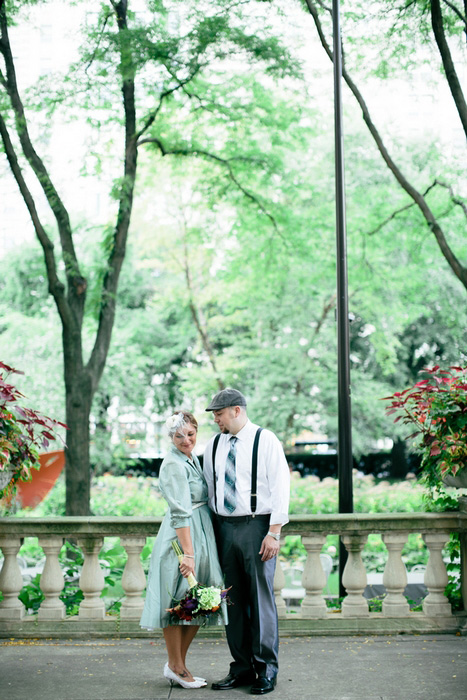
xmin=212 ymin=670 xmax=257 ymax=690
xmin=250 ymin=675 xmax=277 ymax=695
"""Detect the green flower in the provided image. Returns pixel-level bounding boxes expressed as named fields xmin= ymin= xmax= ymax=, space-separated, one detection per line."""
xmin=196 ymin=586 xmax=221 ymax=610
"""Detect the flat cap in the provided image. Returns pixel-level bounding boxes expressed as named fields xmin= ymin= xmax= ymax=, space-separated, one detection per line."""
xmin=205 ymin=388 xmax=247 ymax=411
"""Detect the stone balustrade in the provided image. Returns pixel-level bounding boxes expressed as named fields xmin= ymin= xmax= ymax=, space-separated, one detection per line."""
xmin=0 ymin=511 xmax=466 ymax=637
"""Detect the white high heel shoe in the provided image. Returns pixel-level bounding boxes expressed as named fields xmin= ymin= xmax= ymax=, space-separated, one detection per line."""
xmin=163 ymin=662 xmax=207 ymax=689
xmin=164 ymin=662 xmax=206 ymax=682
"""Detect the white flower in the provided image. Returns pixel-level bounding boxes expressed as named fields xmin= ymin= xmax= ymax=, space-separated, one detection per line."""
xmin=165 ymin=413 xmax=185 ymax=435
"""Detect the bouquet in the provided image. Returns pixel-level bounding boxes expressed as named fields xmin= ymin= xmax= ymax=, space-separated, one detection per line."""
xmin=168 ymin=540 xmax=230 ymax=623
xmin=167 ymin=583 xmax=230 ymax=623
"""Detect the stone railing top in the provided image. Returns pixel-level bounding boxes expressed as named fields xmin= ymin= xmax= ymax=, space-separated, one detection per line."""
xmin=0 ymin=511 xmax=465 ymax=538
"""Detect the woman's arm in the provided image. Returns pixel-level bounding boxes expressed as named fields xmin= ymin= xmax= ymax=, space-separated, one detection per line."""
xmin=175 ymin=525 xmax=196 ymax=578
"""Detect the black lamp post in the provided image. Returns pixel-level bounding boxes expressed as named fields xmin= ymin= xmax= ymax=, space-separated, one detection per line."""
xmin=332 ymin=0 xmax=353 ymax=598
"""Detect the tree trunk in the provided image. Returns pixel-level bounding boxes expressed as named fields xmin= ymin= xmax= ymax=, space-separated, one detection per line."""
xmin=0 ymin=1 xmax=138 ymax=515
xmin=65 ymin=377 xmax=92 ymax=516
xmin=431 ymin=0 xmax=467 ymax=141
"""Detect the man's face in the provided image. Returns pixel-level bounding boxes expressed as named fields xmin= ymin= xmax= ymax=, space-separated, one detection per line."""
xmin=212 ymin=407 xmax=237 ymax=434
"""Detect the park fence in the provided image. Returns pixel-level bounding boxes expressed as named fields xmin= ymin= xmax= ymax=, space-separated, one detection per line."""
xmin=0 ymin=507 xmax=466 ymax=637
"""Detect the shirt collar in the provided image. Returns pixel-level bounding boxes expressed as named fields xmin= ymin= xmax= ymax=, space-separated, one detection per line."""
xmin=229 ymin=419 xmax=254 ymax=441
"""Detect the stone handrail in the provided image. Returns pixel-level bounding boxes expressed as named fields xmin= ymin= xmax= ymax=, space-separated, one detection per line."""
xmin=0 ymin=511 xmax=466 ymax=637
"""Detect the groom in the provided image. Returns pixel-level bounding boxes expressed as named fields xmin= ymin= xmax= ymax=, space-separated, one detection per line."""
xmin=203 ymin=389 xmax=290 ymax=695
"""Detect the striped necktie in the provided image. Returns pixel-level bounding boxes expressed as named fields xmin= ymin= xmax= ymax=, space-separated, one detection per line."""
xmin=223 ymin=436 xmax=237 ymax=513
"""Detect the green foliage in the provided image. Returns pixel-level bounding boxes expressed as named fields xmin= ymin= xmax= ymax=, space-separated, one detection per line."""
xmin=18 ymin=573 xmax=44 ymax=613
xmin=58 ymin=542 xmax=85 ymax=616
xmin=91 ymin=475 xmax=167 ymax=516
xmin=1 ymin=0 xmax=467 ymax=492
xmin=0 ymin=246 xmax=51 ymax=317
xmin=17 ymin=473 xmax=167 ymax=517
xmin=444 ymin=532 xmax=462 ymax=612
xmin=289 ymin=473 xmax=425 ymax=515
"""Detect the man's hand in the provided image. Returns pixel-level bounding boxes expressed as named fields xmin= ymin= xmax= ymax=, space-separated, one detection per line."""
xmin=259 ymin=534 xmax=280 ymax=562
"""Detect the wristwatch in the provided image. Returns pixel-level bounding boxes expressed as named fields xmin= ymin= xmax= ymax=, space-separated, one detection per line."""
xmin=267 ymin=531 xmax=280 ymax=541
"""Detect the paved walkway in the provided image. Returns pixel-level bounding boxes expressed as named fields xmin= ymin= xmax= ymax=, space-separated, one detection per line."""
xmin=1 ymin=634 xmax=466 ymax=700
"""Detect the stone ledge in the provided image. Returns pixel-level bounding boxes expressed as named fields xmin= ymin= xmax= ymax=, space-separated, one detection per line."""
xmin=1 ymin=612 xmax=465 ymax=639
xmin=1 ymin=511 xmax=466 ymax=538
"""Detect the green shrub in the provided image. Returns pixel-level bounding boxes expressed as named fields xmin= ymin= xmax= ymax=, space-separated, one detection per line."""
xmin=16 ymin=474 xmax=167 ymax=517
xmin=288 ymin=473 xmax=425 ymax=516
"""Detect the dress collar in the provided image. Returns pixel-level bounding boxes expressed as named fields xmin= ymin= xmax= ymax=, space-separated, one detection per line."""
xmin=170 ymin=444 xmax=193 ymax=462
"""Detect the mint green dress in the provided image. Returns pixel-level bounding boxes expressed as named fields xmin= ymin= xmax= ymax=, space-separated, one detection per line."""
xmin=140 ymin=445 xmax=227 ymax=629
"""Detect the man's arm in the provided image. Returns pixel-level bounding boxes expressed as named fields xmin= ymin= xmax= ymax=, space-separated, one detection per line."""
xmin=259 ymin=430 xmax=290 ymax=561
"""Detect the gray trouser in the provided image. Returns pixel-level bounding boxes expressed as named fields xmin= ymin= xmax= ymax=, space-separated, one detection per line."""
xmin=216 ymin=514 xmax=279 ymax=678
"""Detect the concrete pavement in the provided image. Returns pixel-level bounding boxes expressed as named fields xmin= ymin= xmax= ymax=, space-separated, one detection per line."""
xmin=0 ymin=634 xmax=466 ymax=700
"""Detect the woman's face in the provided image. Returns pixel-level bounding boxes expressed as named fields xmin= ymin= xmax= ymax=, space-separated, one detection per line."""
xmin=172 ymin=423 xmax=197 ymax=457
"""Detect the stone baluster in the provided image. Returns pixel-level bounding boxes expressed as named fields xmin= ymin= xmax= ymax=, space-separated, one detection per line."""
xmin=341 ymin=534 xmax=369 ymax=617
xmin=460 ymin=532 xmax=467 ymax=615
xmin=301 ymin=534 xmax=328 ymax=618
xmin=38 ymin=536 xmax=65 ymax=620
xmin=78 ymin=537 xmax=105 ymax=619
xmin=273 ymin=544 xmax=287 ymax=617
xmin=0 ymin=537 xmax=24 ymax=620
xmin=382 ymin=532 xmax=409 ymax=616
xmin=422 ymin=533 xmax=452 ymax=616
xmin=120 ymin=537 xmax=147 ymax=619
xmin=459 ymin=497 xmax=467 ymax=613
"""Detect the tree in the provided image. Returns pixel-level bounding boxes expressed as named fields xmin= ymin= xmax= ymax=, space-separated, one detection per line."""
xmin=303 ymin=0 xmax=467 ymax=292
xmin=0 ymin=0 xmax=299 ymax=514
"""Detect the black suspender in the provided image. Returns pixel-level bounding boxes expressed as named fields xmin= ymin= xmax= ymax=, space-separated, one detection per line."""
xmin=211 ymin=428 xmax=263 ymax=514
xmin=250 ymin=427 xmax=262 ymax=513
xmin=212 ymin=433 xmax=221 ymax=513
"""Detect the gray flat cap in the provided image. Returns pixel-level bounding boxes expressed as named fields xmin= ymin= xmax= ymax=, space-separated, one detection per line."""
xmin=205 ymin=388 xmax=247 ymax=411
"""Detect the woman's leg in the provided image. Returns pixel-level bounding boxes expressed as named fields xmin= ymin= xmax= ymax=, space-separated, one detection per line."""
xmin=163 ymin=625 xmax=200 ymax=681
xmin=180 ymin=625 xmax=200 ymax=667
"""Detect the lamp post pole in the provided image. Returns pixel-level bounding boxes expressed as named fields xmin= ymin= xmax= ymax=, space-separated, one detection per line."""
xmin=332 ymin=0 xmax=353 ymax=598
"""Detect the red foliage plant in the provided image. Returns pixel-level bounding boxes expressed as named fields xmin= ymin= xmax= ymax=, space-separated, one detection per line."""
xmin=383 ymin=366 xmax=467 ymax=484
xmin=0 ymin=361 xmax=67 ymax=500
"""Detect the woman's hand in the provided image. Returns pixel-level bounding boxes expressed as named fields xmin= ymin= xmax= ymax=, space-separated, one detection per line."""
xmin=179 ymin=554 xmax=196 ymax=578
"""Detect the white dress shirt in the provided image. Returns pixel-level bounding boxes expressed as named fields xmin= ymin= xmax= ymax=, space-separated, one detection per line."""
xmin=203 ymin=420 xmax=290 ymax=525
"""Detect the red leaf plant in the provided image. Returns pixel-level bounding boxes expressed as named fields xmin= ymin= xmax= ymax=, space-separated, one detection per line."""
xmin=0 ymin=362 xmax=67 ymax=502
xmin=382 ymin=366 xmax=467 ymax=487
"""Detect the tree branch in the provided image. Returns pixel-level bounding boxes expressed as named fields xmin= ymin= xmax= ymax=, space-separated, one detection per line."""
xmin=182 ymin=236 xmax=225 ymax=391
xmin=441 ymin=0 xmax=467 ymax=35
xmin=135 ymin=64 xmax=203 ymax=141
xmin=84 ymin=9 xmax=111 ymax=74
xmin=0 ymin=112 xmax=72 ymax=327
xmin=138 ymin=137 xmax=281 ymax=234
xmin=369 ymin=179 xmax=467 ymax=234
xmin=305 ymin=0 xmax=467 ymax=291
xmin=431 ymin=0 xmax=467 ymax=140
xmin=88 ymin=0 xmax=138 ymax=388
xmin=0 ymin=4 xmax=86 ymax=306
xmin=368 ymin=201 xmax=417 ymax=236
xmin=284 ymin=292 xmax=336 ymax=438
xmin=434 ymin=179 xmax=467 ymax=221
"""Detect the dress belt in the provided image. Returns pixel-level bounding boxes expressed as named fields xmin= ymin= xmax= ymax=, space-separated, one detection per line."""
xmin=216 ymin=513 xmax=270 ymax=524
xmin=192 ymin=501 xmax=207 ymax=510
